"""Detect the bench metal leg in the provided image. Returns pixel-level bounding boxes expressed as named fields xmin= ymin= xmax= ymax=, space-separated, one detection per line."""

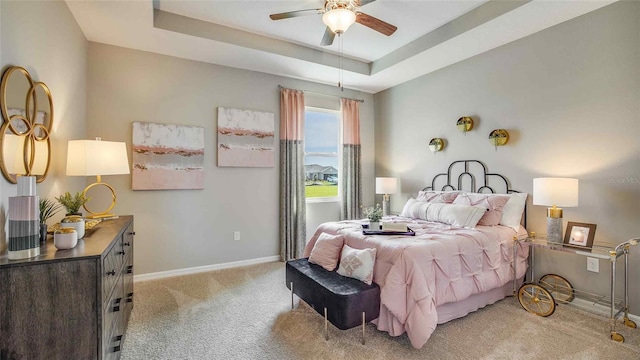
xmin=362 ymin=312 xmax=366 ymax=345
xmin=290 ymin=282 xmax=294 ymax=310
xmin=324 ymin=307 xmax=329 ymax=340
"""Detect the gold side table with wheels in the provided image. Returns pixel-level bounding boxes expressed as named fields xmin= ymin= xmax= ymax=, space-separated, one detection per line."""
xmin=516 ymin=236 xmax=638 ymax=342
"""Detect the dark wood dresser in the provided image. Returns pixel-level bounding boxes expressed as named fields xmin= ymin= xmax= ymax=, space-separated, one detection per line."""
xmin=0 ymin=215 xmax=134 ymax=360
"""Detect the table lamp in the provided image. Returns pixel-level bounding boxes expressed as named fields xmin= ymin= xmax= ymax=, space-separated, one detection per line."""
xmin=533 ymin=178 xmax=579 ymax=243
xmin=375 ymin=177 xmax=398 ymax=217
xmin=66 ymin=138 xmax=130 ymax=219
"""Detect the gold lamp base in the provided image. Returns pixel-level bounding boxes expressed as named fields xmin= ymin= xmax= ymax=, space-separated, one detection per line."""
xmin=82 ymin=178 xmax=119 ymax=219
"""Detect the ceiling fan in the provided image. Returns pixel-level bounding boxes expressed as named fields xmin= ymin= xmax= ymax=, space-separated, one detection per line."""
xmin=269 ymin=0 xmax=398 ymax=46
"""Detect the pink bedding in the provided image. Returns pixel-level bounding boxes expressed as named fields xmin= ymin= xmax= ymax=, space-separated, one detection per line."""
xmin=303 ymin=216 xmax=529 ymax=349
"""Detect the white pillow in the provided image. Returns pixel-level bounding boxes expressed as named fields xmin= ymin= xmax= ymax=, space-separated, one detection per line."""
xmin=400 ymin=198 xmax=430 ymax=218
xmin=337 ymin=245 xmax=377 ymax=285
xmin=500 ymin=192 xmax=528 ymax=231
xmin=425 ymin=203 xmax=487 ymax=228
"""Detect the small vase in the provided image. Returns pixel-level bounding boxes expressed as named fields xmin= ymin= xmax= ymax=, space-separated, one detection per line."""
xmin=40 ymin=223 xmax=48 ymax=246
xmin=369 ymin=221 xmax=380 ymax=230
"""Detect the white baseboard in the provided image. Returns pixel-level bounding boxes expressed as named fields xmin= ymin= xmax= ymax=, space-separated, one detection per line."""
xmin=133 ymin=255 xmax=281 ymax=283
xmin=568 ymin=297 xmax=640 ymax=324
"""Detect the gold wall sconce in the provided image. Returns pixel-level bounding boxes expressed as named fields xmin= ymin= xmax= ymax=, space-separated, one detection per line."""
xmin=428 ymin=138 xmax=445 ymax=153
xmin=456 ymin=117 xmax=473 ymax=134
xmin=0 ymin=66 xmax=53 ymax=183
xmin=488 ymin=129 xmax=509 ymax=150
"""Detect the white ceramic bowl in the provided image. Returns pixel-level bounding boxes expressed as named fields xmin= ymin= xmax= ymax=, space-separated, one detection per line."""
xmin=54 ymin=227 xmax=78 ymax=250
xmin=61 ymin=215 xmax=85 ymax=239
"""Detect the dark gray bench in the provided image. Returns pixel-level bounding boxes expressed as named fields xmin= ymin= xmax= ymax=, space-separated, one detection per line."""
xmin=285 ymin=258 xmax=380 ymax=344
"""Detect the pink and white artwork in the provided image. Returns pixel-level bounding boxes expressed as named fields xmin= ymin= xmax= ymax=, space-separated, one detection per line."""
xmin=217 ymin=107 xmax=275 ymax=167
xmin=132 ymin=122 xmax=204 ymax=190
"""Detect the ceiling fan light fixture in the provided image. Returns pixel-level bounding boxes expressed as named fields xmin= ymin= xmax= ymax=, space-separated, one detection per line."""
xmin=322 ymin=8 xmax=356 ymax=34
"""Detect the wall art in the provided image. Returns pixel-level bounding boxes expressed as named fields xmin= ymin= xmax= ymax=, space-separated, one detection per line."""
xmin=217 ymin=107 xmax=275 ymax=167
xmin=132 ymin=121 xmax=204 ymax=190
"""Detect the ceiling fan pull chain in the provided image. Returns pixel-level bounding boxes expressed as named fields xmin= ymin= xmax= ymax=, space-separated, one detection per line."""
xmin=339 ymin=33 xmax=344 ymax=91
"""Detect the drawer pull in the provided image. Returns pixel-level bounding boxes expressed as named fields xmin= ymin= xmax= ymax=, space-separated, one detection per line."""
xmin=113 ymin=297 xmax=122 ymax=312
xmin=106 ymin=269 xmax=116 ymax=276
xmin=127 ymin=292 xmax=134 ymax=303
xmin=119 ymin=250 xmax=126 ymax=256
xmin=127 ymin=265 xmax=133 ymax=274
xmin=112 ymin=335 xmax=123 ymax=352
xmin=123 ymin=241 xmax=131 ymax=246
xmin=128 ymin=231 xmax=136 ymax=236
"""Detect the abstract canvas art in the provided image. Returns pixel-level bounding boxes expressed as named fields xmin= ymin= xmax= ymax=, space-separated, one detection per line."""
xmin=217 ymin=107 xmax=275 ymax=167
xmin=132 ymin=122 xmax=204 ymax=190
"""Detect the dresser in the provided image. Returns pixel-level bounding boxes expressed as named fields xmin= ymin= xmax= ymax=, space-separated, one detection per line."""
xmin=0 ymin=216 xmax=134 ymax=360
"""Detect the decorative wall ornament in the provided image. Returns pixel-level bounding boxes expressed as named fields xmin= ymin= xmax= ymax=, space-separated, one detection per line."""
xmin=217 ymin=107 xmax=275 ymax=167
xmin=488 ymin=129 xmax=509 ymax=150
xmin=456 ymin=116 xmax=473 ymax=134
xmin=0 ymin=66 xmax=53 ymax=183
xmin=428 ymin=138 xmax=445 ymax=153
xmin=132 ymin=122 xmax=204 ymax=190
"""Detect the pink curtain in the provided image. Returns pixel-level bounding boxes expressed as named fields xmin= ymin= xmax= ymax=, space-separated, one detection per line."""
xmin=279 ymin=88 xmax=306 ymax=261
xmin=340 ymin=99 xmax=362 ymax=220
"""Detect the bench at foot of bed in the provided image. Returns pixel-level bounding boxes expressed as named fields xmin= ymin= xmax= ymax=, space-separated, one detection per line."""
xmin=285 ymin=258 xmax=380 ymax=344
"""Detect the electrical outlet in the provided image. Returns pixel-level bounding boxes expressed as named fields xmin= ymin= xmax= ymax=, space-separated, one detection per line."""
xmin=233 ymin=231 xmax=240 ymax=241
xmin=587 ymin=257 xmax=599 ymax=273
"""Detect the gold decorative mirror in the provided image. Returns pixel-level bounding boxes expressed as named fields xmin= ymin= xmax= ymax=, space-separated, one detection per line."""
xmin=488 ymin=129 xmax=509 ymax=150
xmin=428 ymin=138 xmax=445 ymax=153
xmin=456 ymin=116 xmax=473 ymax=134
xmin=0 ymin=66 xmax=53 ymax=183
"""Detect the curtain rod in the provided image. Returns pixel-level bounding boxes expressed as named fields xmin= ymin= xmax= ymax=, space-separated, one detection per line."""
xmin=278 ymin=85 xmax=365 ymax=103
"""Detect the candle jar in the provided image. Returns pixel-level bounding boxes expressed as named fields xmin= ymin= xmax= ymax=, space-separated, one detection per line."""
xmin=61 ymin=215 xmax=85 ymax=239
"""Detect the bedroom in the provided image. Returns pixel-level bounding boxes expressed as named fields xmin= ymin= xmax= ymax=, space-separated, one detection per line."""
xmin=0 ymin=0 xmax=638 ymax=359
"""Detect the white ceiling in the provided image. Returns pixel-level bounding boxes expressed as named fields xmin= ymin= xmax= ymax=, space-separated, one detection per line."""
xmin=66 ymin=0 xmax=616 ymax=93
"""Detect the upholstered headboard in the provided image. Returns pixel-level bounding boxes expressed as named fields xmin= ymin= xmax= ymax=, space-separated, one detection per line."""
xmin=423 ymin=160 xmax=527 ymax=228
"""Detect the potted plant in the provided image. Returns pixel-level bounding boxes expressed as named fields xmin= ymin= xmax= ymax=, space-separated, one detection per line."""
xmin=39 ymin=198 xmax=62 ymax=245
xmin=55 ymin=191 xmax=89 ymax=216
xmin=363 ymin=203 xmax=383 ymax=230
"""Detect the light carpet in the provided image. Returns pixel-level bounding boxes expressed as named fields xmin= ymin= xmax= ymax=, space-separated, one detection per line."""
xmin=121 ymin=261 xmax=640 ymax=359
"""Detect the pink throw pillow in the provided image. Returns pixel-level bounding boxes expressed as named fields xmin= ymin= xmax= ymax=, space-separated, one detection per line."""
xmin=453 ymin=193 xmax=510 ymax=226
xmin=309 ymin=232 xmax=344 ymax=271
xmin=416 ymin=190 xmax=459 ymax=203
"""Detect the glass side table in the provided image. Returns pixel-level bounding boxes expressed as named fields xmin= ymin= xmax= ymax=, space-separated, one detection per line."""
xmin=515 ymin=236 xmax=638 ymax=342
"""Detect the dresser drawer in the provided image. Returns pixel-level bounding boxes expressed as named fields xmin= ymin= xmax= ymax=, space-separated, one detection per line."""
xmin=103 ymin=274 xmax=124 ymax=347
xmin=103 ymin=309 xmax=124 ymax=360
xmin=102 ymin=239 xmax=124 ymax=303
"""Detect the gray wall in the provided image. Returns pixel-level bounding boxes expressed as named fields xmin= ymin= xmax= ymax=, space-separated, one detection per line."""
xmin=86 ymin=43 xmax=375 ymax=275
xmin=0 ymin=0 xmax=88 ymax=249
xmin=374 ymin=2 xmax=640 ymax=312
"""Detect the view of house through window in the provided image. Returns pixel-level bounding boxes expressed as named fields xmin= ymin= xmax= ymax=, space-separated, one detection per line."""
xmin=304 ymin=108 xmax=340 ymax=199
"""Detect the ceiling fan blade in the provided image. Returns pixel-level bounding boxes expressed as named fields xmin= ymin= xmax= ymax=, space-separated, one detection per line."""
xmin=320 ymin=27 xmax=336 ymax=46
xmin=356 ymin=0 xmax=377 ymax=6
xmin=269 ymin=9 xmax=321 ymax=20
xmin=355 ymin=12 xmax=397 ymax=36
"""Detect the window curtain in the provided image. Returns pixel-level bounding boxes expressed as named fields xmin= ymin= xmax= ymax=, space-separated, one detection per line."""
xmin=279 ymin=88 xmax=306 ymax=261
xmin=340 ymin=98 xmax=362 ymax=220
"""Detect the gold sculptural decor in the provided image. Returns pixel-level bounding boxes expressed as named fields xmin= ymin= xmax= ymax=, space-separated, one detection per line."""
xmin=0 ymin=66 xmax=53 ymax=183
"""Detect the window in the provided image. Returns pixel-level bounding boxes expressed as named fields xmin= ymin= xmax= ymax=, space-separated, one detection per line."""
xmin=304 ymin=107 xmax=340 ymax=201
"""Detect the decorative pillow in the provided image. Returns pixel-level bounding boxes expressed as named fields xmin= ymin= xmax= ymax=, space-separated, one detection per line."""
xmin=424 ymin=203 xmax=487 ymax=228
xmin=416 ymin=190 xmax=459 ymax=203
xmin=453 ymin=193 xmax=510 ymax=226
xmin=400 ymin=198 xmax=430 ymax=219
xmin=500 ymin=192 xmax=528 ymax=231
xmin=308 ymin=232 xmax=344 ymax=271
xmin=337 ymin=245 xmax=377 ymax=285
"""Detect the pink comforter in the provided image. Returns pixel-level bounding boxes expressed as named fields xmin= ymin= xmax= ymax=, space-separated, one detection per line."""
xmin=303 ymin=216 xmax=529 ymax=348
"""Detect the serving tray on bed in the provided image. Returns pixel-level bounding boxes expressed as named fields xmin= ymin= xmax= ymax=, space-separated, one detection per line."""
xmin=362 ymin=225 xmax=415 ymax=236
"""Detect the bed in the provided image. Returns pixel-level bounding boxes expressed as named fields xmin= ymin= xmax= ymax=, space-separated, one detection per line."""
xmin=303 ymin=160 xmax=530 ymax=348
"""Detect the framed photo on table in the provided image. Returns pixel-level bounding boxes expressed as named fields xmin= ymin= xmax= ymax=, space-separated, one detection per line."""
xmin=564 ymin=222 xmax=597 ymax=249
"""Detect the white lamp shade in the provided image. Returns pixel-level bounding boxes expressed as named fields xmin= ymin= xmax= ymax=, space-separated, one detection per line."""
xmin=66 ymin=139 xmax=130 ymax=176
xmin=533 ymin=177 xmax=579 ymax=207
xmin=322 ymin=8 xmax=356 ymax=33
xmin=4 ymin=134 xmax=48 ymax=176
xmin=375 ymin=177 xmax=398 ymax=195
